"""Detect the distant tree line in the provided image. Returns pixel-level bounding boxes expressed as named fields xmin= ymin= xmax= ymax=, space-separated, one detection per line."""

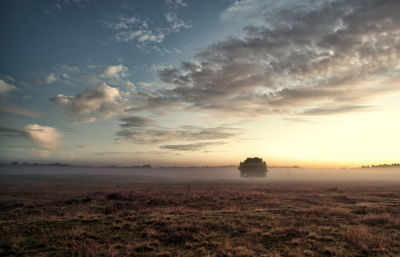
xmin=2 ymin=161 xmax=152 ymax=169
xmin=361 ymin=163 xmax=400 ymax=168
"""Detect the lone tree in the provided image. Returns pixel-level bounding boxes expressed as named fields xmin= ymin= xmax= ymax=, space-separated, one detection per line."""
xmin=239 ymin=157 xmax=268 ymax=180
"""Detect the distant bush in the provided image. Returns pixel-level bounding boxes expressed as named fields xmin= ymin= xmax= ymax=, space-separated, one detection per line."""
xmin=103 ymin=207 xmax=113 ymax=215
xmin=106 ymin=193 xmax=123 ymax=201
xmin=238 ymin=157 xmax=268 ymax=180
xmin=64 ymin=199 xmax=79 ymax=205
xmin=82 ymin=197 xmax=92 ymax=203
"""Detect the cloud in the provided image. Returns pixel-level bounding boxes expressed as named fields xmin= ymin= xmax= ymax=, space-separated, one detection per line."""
xmin=165 ymin=0 xmax=191 ymax=33
xmin=44 ymin=73 xmax=58 ymax=84
xmin=101 ymin=64 xmax=129 ymax=79
xmin=33 ymin=65 xmax=80 ymax=85
xmin=100 ymin=1 xmax=190 ymax=49
xmin=116 ymin=122 xmax=242 ymax=145
xmin=301 ymin=105 xmax=375 ymax=116
xmin=0 ymin=126 xmax=27 ymax=137
xmin=165 ymin=12 xmax=191 ymax=32
xmin=138 ymin=82 xmax=157 ymax=87
xmin=101 ymin=15 xmax=166 ymax=46
xmin=119 ymin=116 xmax=154 ymax=128
xmin=160 ymin=142 xmax=223 ymax=151
xmin=145 ymin=0 xmax=400 ymax=117
xmin=46 ymin=0 xmax=91 ymax=13
xmin=0 ymin=79 xmax=17 ymax=97
xmin=34 ymin=64 xmax=136 ymax=89
xmin=50 ymin=84 xmax=130 ymax=122
xmin=125 ymin=81 xmax=135 ymax=88
xmin=220 ymin=0 xmax=318 ymax=26
xmin=116 ymin=29 xmax=165 ymax=44
xmin=0 ymin=105 xmax=40 ymax=117
xmin=166 ymin=0 xmax=187 ymax=9
xmin=25 ymin=124 xmax=61 ymax=150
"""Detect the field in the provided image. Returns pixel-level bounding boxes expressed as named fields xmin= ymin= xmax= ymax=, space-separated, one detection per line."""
xmin=0 ymin=175 xmax=400 ymax=257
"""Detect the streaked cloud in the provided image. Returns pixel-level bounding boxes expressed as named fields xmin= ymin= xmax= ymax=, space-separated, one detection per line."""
xmin=25 ymin=124 xmax=61 ymax=150
xmin=50 ymin=84 xmax=130 ymax=122
xmin=302 ymin=105 xmax=375 ymax=116
xmin=0 ymin=105 xmax=40 ymax=117
xmin=119 ymin=116 xmax=155 ymax=128
xmin=0 ymin=126 xmax=27 ymax=137
xmin=116 ymin=120 xmax=242 ymax=146
xmin=160 ymin=142 xmax=224 ymax=151
xmin=138 ymin=81 xmax=157 ymax=87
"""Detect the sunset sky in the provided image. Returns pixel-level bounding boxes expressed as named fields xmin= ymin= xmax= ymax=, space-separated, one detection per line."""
xmin=1 ymin=0 xmax=399 ymax=167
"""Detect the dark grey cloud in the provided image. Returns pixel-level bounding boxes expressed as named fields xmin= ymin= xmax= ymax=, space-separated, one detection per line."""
xmin=160 ymin=142 xmax=223 ymax=151
xmin=141 ymin=0 xmax=400 ymax=117
xmin=0 ymin=126 xmax=27 ymax=138
xmin=119 ymin=116 xmax=154 ymax=128
xmin=302 ymin=105 xmax=375 ymax=116
xmin=95 ymin=150 xmax=172 ymax=157
xmin=116 ymin=124 xmax=241 ymax=145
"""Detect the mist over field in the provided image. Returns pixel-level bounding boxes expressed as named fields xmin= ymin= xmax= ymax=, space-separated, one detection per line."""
xmin=1 ymin=166 xmax=399 ymax=182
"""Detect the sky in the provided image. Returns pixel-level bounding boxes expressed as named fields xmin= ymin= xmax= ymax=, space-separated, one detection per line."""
xmin=0 ymin=0 xmax=399 ymax=168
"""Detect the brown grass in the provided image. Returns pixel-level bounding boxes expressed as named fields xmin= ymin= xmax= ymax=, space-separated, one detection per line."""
xmin=0 ymin=177 xmax=399 ymax=256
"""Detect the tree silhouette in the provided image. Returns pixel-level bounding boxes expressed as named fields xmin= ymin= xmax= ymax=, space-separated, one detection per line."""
xmin=239 ymin=157 xmax=268 ymax=180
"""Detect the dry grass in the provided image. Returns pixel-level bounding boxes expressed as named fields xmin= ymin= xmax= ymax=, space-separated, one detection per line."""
xmin=0 ymin=176 xmax=399 ymax=256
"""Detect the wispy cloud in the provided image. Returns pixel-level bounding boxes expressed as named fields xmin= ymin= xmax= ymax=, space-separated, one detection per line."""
xmin=166 ymin=0 xmax=187 ymax=10
xmin=101 ymin=15 xmax=165 ymax=46
xmin=0 ymin=105 xmax=40 ymax=118
xmin=0 ymin=79 xmax=17 ymax=97
xmin=32 ymin=64 xmax=80 ymax=85
xmin=100 ymin=0 xmax=190 ymax=49
xmin=47 ymin=0 xmax=91 ymax=13
xmin=34 ymin=64 xmax=135 ymax=90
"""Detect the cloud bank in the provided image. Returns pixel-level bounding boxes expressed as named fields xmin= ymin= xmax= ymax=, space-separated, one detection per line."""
xmin=147 ymin=0 xmax=400 ymax=117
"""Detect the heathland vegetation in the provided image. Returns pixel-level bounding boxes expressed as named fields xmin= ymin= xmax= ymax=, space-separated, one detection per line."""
xmin=0 ymin=175 xmax=399 ymax=256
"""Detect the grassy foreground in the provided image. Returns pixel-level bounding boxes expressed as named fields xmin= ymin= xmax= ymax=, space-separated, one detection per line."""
xmin=0 ymin=176 xmax=399 ymax=256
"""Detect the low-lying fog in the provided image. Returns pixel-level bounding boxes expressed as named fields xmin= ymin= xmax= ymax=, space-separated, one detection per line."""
xmin=1 ymin=166 xmax=399 ymax=182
